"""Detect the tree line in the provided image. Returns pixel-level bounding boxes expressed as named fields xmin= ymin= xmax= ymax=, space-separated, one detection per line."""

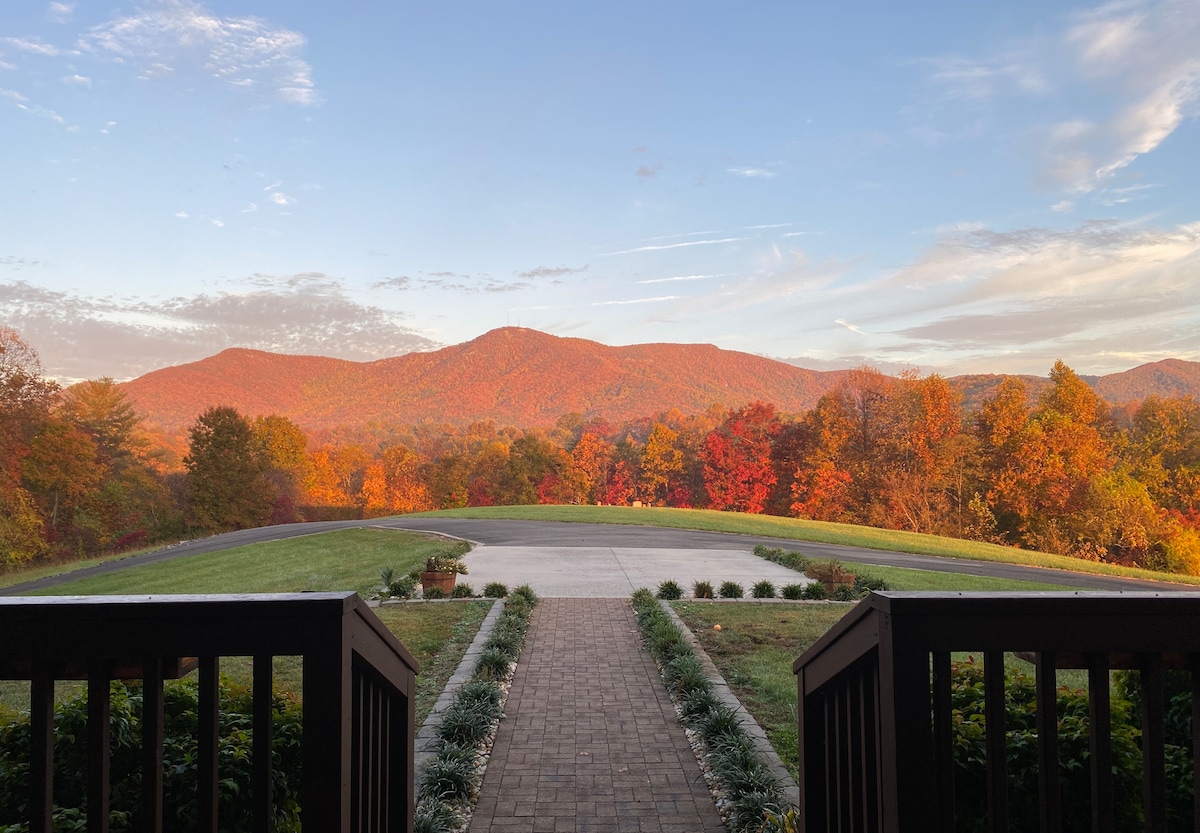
xmin=2 ymin=327 xmax=1197 ymax=574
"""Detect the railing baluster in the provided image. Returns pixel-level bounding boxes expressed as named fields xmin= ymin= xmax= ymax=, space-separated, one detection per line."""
xmin=1192 ymin=654 xmax=1200 ymax=833
xmin=985 ymin=651 xmax=1008 ymax=833
xmin=87 ymin=664 xmax=112 ymax=833
xmin=352 ymin=663 xmax=363 ymax=833
xmin=1087 ymin=653 xmax=1114 ymax=833
xmin=847 ymin=667 xmax=864 ymax=833
xmin=835 ymin=679 xmax=850 ymax=830
xmin=1139 ymin=653 xmax=1166 ymax=833
xmin=30 ymin=673 xmax=55 ymax=833
xmin=862 ymin=663 xmax=880 ymax=833
xmin=197 ymin=656 xmax=219 ymax=833
xmin=1035 ymin=652 xmax=1061 ymax=833
xmin=253 ymin=654 xmax=275 ymax=833
xmin=141 ymin=658 xmax=165 ymax=833
xmin=932 ymin=651 xmax=954 ymax=833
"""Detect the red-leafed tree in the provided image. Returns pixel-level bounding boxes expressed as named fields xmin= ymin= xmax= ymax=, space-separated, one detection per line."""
xmin=702 ymin=402 xmax=781 ymax=513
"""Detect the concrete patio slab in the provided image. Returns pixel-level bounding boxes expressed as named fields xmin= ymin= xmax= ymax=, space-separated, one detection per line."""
xmin=461 ymin=546 xmax=810 ymax=598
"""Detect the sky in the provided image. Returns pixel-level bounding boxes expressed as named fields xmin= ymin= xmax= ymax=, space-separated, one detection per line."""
xmin=2 ymin=0 xmax=1198 ymax=383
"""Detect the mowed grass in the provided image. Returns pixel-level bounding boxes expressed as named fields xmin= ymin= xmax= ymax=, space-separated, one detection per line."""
xmin=836 ymin=561 xmax=1075 ymax=591
xmin=420 ymin=505 xmax=1200 ymax=585
xmin=673 ymin=600 xmax=850 ymax=782
xmin=23 ymin=528 xmax=448 ymax=597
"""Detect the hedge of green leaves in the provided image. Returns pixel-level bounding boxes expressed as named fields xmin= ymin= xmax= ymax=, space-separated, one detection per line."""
xmin=0 ymin=679 xmax=303 ymax=833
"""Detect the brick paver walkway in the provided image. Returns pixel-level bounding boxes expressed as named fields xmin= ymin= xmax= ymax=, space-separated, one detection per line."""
xmin=468 ymin=597 xmax=726 ymax=833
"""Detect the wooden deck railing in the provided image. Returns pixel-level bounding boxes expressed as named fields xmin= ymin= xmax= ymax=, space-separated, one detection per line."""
xmin=0 ymin=592 xmax=419 ymax=833
xmin=792 ymin=591 xmax=1200 ymax=833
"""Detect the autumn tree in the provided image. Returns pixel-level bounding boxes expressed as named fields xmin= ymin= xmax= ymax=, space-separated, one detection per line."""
xmin=252 ymin=415 xmax=311 ymax=523
xmin=184 ymin=406 xmax=274 ymax=533
xmin=702 ymin=402 xmax=780 ymax=513
xmin=362 ymin=444 xmax=434 ymax=516
xmin=639 ymin=423 xmax=683 ymax=505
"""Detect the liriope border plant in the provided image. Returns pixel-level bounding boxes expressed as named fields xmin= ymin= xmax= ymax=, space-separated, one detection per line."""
xmin=414 ymin=585 xmax=538 ymax=833
xmin=629 ymin=588 xmax=794 ymax=833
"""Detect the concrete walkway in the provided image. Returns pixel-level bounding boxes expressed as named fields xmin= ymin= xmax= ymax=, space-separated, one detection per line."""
xmin=468 ymin=597 xmax=726 ymax=833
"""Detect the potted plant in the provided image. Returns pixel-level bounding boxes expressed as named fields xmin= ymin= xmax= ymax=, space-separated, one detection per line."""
xmin=420 ymin=552 xmax=469 ymax=595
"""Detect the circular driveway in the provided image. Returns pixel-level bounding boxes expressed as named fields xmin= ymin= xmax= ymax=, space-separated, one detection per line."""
xmin=2 ymin=516 xmax=1189 ymax=595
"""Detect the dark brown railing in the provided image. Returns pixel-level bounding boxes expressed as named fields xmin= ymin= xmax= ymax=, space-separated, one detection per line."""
xmin=0 ymin=592 xmax=419 ymax=833
xmin=792 ymin=591 xmax=1200 ymax=833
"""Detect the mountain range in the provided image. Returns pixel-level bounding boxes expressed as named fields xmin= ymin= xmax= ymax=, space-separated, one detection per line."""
xmin=119 ymin=327 xmax=1200 ymax=435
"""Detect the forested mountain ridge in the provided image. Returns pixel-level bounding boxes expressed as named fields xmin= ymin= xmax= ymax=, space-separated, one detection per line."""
xmin=121 ymin=327 xmax=845 ymax=433
xmin=119 ymin=327 xmax=1200 ymax=435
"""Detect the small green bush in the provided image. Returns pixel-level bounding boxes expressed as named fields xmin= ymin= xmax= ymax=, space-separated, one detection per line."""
xmin=751 ymin=580 xmax=776 ymax=599
xmin=801 ymin=582 xmax=828 ymax=600
xmin=451 ymin=582 xmax=476 ymax=598
xmin=419 ymin=752 xmax=475 ymax=802
xmin=662 ymin=653 xmax=709 ymax=697
xmin=475 ymin=646 xmax=514 ymax=680
xmin=719 ymin=581 xmax=744 ymax=599
xmin=833 ymin=584 xmax=857 ymax=601
xmin=657 ymin=579 xmax=683 ymax=600
xmin=854 ymin=573 xmax=892 ymax=593
xmin=780 ymin=583 xmax=805 ymax=600
xmin=482 ymin=582 xmax=508 ymax=598
xmin=423 ymin=586 xmax=447 ymax=600
xmin=692 ymin=580 xmax=714 ymax=599
xmin=510 ymin=584 xmax=538 ymax=605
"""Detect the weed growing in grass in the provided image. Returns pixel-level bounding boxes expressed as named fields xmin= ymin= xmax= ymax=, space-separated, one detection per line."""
xmin=693 ymin=580 xmax=714 ymax=599
xmin=751 ymin=580 xmax=776 ymax=599
xmin=780 ymin=583 xmax=805 ymax=600
xmin=657 ymin=579 xmax=683 ymax=600
xmin=719 ymin=581 xmax=744 ymax=599
xmin=482 ymin=582 xmax=508 ymax=598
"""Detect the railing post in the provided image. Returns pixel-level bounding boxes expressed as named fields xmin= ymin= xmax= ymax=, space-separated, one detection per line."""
xmin=877 ymin=612 xmax=935 ymax=832
xmin=87 ymin=664 xmax=112 ymax=833
xmin=30 ymin=672 xmax=55 ymax=833
xmin=253 ymin=654 xmax=275 ymax=833
xmin=303 ymin=630 xmax=351 ymax=832
xmin=141 ymin=657 xmax=165 ymax=833
xmin=1035 ymin=652 xmax=1062 ymax=833
xmin=1087 ymin=653 xmax=1114 ymax=833
xmin=197 ymin=656 xmax=219 ymax=833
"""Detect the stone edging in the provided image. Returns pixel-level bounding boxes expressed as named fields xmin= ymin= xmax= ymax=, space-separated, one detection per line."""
xmin=412 ymin=597 xmax=505 ymax=781
xmin=657 ymin=598 xmax=801 ymax=808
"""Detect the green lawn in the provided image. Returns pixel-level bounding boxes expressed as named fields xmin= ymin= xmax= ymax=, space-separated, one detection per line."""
xmin=419 ymin=505 xmax=1200 ymax=585
xmin=830 ymin=560 xmax=1075 ymax=591
xmin=23 ymin=528 xmax=448 ymax=597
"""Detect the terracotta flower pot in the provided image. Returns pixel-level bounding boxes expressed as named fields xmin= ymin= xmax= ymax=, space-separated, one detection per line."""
xmin=420 ymin=571 xmax=457 ymax=595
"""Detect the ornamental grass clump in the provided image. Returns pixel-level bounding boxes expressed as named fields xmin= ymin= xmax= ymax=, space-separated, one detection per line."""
xmin=719 ymin=581 xmax=744 ymax=599
xmin=780 ymin=583 xmax=805 ymax=600
xmin=801 ymin=582 xmax=828 ymax=600
xmin=451 ymin=582 xmax=476 ymax=598
xmin=692 ymin=580 xmax=714 ymax=599
xmin=657 ymin=579 xmax=683 ymax=600
xmin=482 ymin=582 xmax=508 ymax=598
xmin=751 ymin=580 xmax=776 ymax=599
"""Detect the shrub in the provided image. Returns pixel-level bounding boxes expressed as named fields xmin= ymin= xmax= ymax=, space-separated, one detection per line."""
xmin=751 ymin=580 xmax=776 ymax=599
xmin=413 ymin=799 xmax=460 ymax=833
xmin=692 ymin=580 xmax=714 ymax=599
xmin=419 ymin=752 xmax=475 ymax=802
xmin=657 ymin=579 xmax=683 ymax=600
xmin=679 ymin=688 xmax=722 ymax=724
xmin=801 ymin=582 xmax=828 ymax=600
xmin=451 ymin=582 xmax=476 ymax=598
xmin=475 ymin=646 xmax=514 ymax=680
xmin=719 ymin=581 xmax=744 ymax=599
xmin=510 ymin=584 xmax=538 ymax=605
xmin=378 ymin=566 xmax=418 ymax=599
xmin=423 ymin=586 xmax=447 ymax=600
xmin=833 ymin=584 xmax=857 ymax=601
xmin=854 ymin=573 xmax=891 ymax=593
xmin=780 ymin=583 xmax=805 ymax=600
xmin=482 ymin=582 xmax=508 ymax=598
xmin=662 ymin=653 xmax=709 ymax=697
xmin=754 ymin=545 xmax=812 ymax=572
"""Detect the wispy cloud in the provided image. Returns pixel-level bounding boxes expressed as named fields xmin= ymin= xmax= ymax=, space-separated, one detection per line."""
xmin=745 ymin=222 xmax=794 ymax=230
xmin=0 ymin=88 xmax=28 ymax=102
xmin=240 ymin=202 xmax=258 ymax=213
xmin=47 ymin=2 xmax=75 ymax=23
xmin=3 ymin=37 xmax=64 ymax=56
xmin=636 ymin=274 xmax=726 ymax=284
xmin=84 ymin=0 xmax=319 ymax=105
xmin=61 ymin=73 xmax=91 ymax=87
xmin=635 ymin=164 xmax=660 ymax=180
xmin=591 ymin=296 xmax=678 ymax=306
xmin=175 ymin=211 xmax=188 ymax=219
xmin=603 ymin=237 xmax=746 ymax=256
xmin=270 ymin=192 xmax=296 ymax=205
xmin=835 ymin=319 xmax=863 ymax=333
xmin=726 ymin=167 xmax=775 ymax=178
xmin=210 ymin=218 xmax=224 ymax=227
xmin=514 ymin=264 xmax=589 ymax=279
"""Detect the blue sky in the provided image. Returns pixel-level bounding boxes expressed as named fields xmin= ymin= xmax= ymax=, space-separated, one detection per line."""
xmin=2 ymin=0 xmax=1198 ymax=382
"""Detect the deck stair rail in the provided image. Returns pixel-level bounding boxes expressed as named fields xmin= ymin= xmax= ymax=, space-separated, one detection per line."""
xmin=792 ymin=591 xmax=1200 ymax=833
xmin=0 ymin=592 xmax=419 ymax=833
